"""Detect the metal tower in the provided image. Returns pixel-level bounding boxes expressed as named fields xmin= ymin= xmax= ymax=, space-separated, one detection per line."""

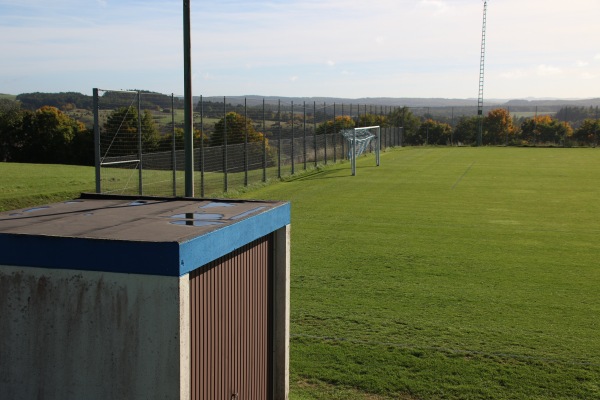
xmin=477 ymin=0 xmax=488 ymax=146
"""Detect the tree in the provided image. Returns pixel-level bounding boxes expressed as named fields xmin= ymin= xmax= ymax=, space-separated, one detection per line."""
xmin=520 ymin=115 xmax=573 ymax=145
xmin=357 ymin=113 xmax=387 ymax=128
xmin=316 ymin=115 xmax=355 ymax=135
xmin=484 ymin=108 xmax=517 ymax=145
xmin=573 ymin=119 xmax=600 ymax=146
xmin=209 ymin=112 xmax=267 ymax=147
xmin=388 ymin=107 xmax=420 ymax=143
xmin=16 ymin=92 xmax=93 ymax=111
xmin=20 ymin=106 xmax=85 ymax=164
xmin=69 ymin=129 xmax=95 ymax=165
xmin=158 ymin=127 xmax=209 ymax=151
xmin=103 ymin=106 xmax=160 ymax=155
xmin=417 ymin=119 xmax=452 ymax=145
xmin=0 ymin=99 xmax=25 ymax=161
xmin=453 ymin=116 xmax=478 ymax=145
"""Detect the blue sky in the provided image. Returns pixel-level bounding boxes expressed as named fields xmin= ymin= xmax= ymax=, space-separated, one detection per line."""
xmin=1 ymin=0 xmax=599 ymax=99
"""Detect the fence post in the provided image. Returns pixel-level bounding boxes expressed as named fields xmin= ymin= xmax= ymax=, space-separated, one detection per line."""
xmin=223 ymin=96 xmax=228 ymax=193
xmin=303 ymin=101 xmax=307 ymax=170
xmin=400 ymin=127 xmax=404 ymax=147
xmin=244 ymin=98 xmax=248 ymax=186
xmin=278 ymin=100 xmax=281 ymax=178
xmin=341 ymin=103 xmax=346 ymax=159
xmin=171 ymin=93 xmax=176 ymax=196
xmin=137 ymin=91 xmax=143 ymax=195
xmin=323 ymin=102 xmax=327 ymax=164
xmin=93 ymin=88 xmax=101 ymax=193
xmin=200 ymin=95 xmax=205 ymax=197
xmin=313 ymin=101 xmax=317 ymax=167
xmin=333 ymin=103 xmax=337 ymax=163
xmin=263 ymin=99 xmax=267 ymax=182
xmin=291 ymin=101 xmax=295 ymax=175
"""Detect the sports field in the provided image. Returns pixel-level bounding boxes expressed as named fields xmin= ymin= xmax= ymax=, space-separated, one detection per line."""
xmin=237 ymin=147 xmax=600 ymax=399
xmin=1 ymin=147 xmax=599 ymax=399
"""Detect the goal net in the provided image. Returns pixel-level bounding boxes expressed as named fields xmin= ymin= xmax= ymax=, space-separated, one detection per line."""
xmin=341 ymin=126 xmax=380 ymax=175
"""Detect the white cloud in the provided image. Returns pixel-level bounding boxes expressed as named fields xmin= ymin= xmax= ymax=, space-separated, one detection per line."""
xmin=595 ymin=54 xmax=600 ymax=60
xmin=418 ymin=0 xmax=450 ymax=15
xmin=499 ymin=69 xmax=528 ymax=80
xmin=536 ymin=64 xmax=562 ymax=76
xmin=576 ymin=60 xmax=589 ymax=67
xmin=290 ymin=76 xmax=299 ymax=82
xmin=326 ymin=60 xmax=335 ymax=67
xmin=580 ymin=72 xmax=597 ymax=80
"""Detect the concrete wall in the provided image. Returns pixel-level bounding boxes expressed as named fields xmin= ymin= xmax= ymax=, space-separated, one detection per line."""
xmin=0 ymin=265 xmax=182 ymax=400
xmin=273 ymin=225 xmax=291 ymax=400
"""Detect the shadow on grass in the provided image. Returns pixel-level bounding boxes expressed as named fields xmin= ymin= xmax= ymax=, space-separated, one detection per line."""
xmin=286 ymin=169 xmax=352 ymax=181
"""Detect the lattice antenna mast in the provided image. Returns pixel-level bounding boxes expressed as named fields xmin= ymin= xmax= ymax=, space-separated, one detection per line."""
xmin=477 ymin=0 xmax=488 ymax=146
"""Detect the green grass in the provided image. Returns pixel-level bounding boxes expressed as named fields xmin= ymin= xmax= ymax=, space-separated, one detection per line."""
xmin=511 ymin=111 xmax=556 ymax=118
xmin=0 ymin=163 xmax=95 ymax=211
xmin=2 ymin=147 xmax=600 ymax=399
xmin=235 ymin=147 xmax=600 ymax=399
xmin=0 ymin=93 xmax=17 ymax=101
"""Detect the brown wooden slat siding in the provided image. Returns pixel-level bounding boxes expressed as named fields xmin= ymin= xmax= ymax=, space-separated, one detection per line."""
xmin=190 ymin=235 xmax=273 ymax=400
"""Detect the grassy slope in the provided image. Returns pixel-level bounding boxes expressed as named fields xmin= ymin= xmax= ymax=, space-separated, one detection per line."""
xmin=237 ymin=147 xmax=600 ymax=399
xmin=0 ymin=163 xmax=95 ymax=211
xmin=0 ymin=93 xmax=17 ymax=101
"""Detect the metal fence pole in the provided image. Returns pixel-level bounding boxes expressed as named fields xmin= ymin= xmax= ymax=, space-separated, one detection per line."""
xmin=323 ymin=102 xmax=327 ymax=164
xmin=244 ymin=98 xmax=248 ymax=186
xmin=137 ymin=91 xmax=143 ymax=195
xmin=277 ymin=100 xmax=281 ymax=178
xmin=400 ymin=127 xmax=404 ymax=147
xmin=223 ymin=96 xmax=228 ymax=192
xmin=352 ymin=128 xmax=356 ymax=176
xmin=93 ymin=88 xmax=101 ymax=193
xmin=376 ymin=127 xmax=381 ymax=166
xmin=171 ymin=93 xmax=176 ymax=196
xmin=313 ymin=101 xmax=317 ymax=167
xmin=200 ymin=95 xmax=205 ymax=197
xmin=341 ymin=103 xmax=346 ymax=159
xmin=291 ymin=101 xmax=295 ymax=175
xmin=263 ymin=99 xmax=267 ymax=182
xmin=303 ymin=101 xmax=307 ymax=170
xmin=333 ymin=103 xmax=337 ymax=163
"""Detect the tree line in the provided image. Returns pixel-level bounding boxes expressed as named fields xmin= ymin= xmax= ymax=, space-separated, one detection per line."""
xmin=2 ymin=95 xmax=600 ymax=166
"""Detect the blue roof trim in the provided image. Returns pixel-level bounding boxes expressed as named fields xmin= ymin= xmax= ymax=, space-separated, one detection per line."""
xmin=0 ymin=235 xmax=179 ymax=276
xmin=178 ymin=202 xmax=290 ymax=276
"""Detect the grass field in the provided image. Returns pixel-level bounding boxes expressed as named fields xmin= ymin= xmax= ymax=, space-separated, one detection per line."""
xmin=236 ymin=147 xmax=600 ymax=399
xmin=1 ymin=147 xmax=599 ymax=399
xmin=0 ymin=163 xmax=95 ymax=211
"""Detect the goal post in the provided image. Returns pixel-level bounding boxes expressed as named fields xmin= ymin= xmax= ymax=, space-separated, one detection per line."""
xmin=342 ymin=126 xmax=380 ymax=176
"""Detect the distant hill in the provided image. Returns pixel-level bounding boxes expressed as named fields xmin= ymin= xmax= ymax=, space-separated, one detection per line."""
xmin=207 ymin=95 xmax=483 ymax=108
xmin=504 ymin=98 xmax=600 ymax=107
xmin=8 ymin=91 xmax=600 ymax=111
xmin=200 ymin=95 xmax=600 ymax=108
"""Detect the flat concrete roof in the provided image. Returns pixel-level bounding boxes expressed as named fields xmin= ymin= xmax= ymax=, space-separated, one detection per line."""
xmin=0 ymin=194 xmax=291 ymax=276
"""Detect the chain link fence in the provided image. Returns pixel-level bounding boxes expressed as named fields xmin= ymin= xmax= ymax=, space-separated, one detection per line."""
xmin=94 ymin=90 xmax=404 ymax=197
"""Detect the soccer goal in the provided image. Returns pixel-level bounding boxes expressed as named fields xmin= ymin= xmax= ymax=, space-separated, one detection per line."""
xmin=341 ymin=126 xmax=380 ymax=176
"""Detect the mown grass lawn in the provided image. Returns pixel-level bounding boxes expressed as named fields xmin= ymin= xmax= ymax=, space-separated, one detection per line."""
xmin=1 ymin=147 xmax=599 ymax=399
xmin=0 ymin=163 xmax=95 ymax=211
xmin=237 ymin=147 xmax=600 ymax=399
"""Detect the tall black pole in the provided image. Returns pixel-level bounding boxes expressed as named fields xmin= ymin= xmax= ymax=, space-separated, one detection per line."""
xmin=183 ymin=0 xmax=194 ymax=197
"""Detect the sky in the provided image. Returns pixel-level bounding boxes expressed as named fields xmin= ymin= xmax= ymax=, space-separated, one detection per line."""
xmin=1 ymin=0 xmax=599 ymax=100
